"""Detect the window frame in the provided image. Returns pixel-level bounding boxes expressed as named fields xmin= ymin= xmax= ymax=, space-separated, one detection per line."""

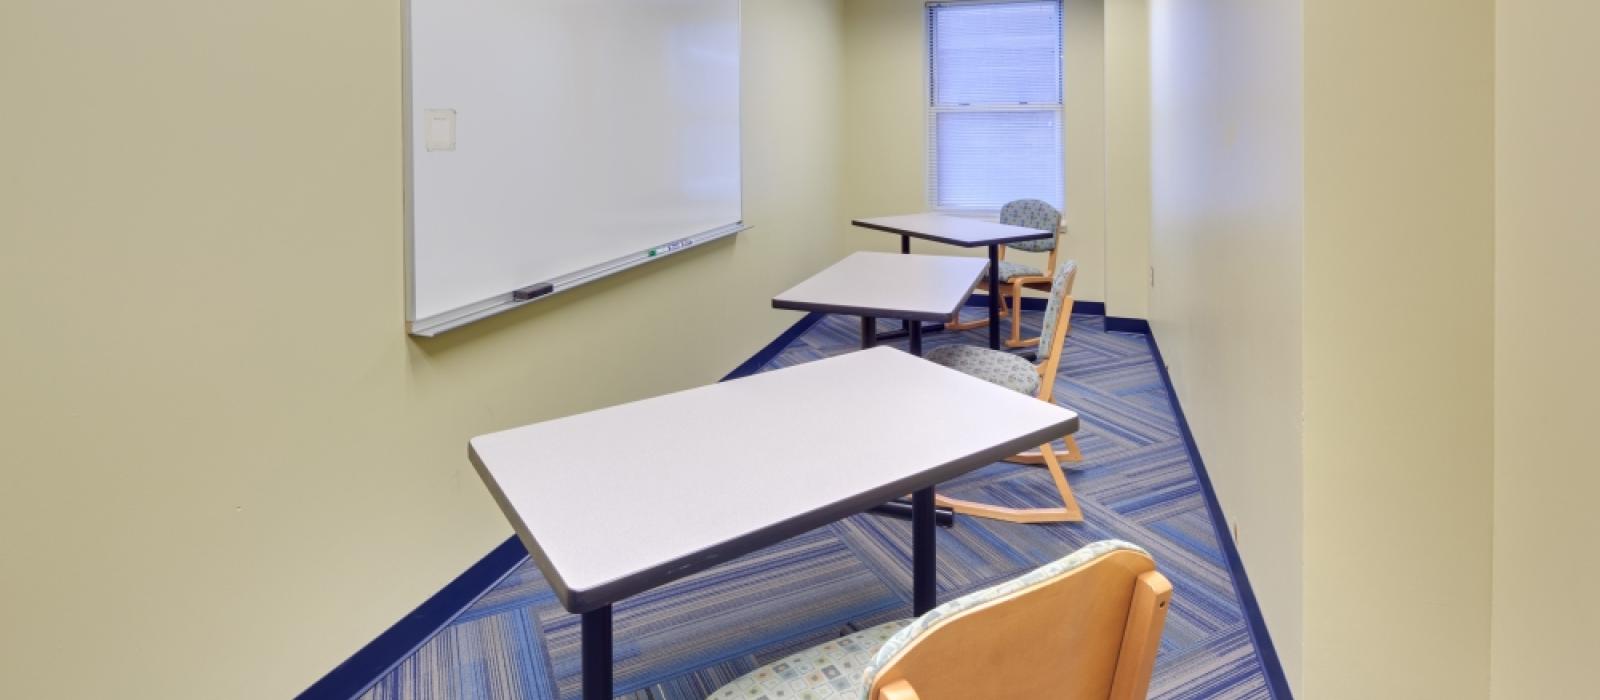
xmin=925 ymin=0 xmax=1066 ymax=217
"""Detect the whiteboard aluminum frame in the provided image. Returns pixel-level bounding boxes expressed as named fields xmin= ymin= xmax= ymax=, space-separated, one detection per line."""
xmin=401 ymin=0 xmax=746 ymax=337
xmin=406 ymin=223 xmax=748 ymax=337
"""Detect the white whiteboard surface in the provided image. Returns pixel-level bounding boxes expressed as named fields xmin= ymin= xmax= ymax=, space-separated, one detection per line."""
xmin=406 ymin=0 xmax=743 ymax=335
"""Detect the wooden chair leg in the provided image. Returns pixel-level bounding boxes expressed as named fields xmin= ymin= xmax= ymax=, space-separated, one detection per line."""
xmin=947 ymin=313 xmax=989 ymax=330
xmin=935 ymin=441 xmax=1083 ymax=524
xmin=1003 ymin=279 xmax=1026 ymax=348
xmin=1005 ymin=434 xmax=1082 ymax=465
xmin=1003 ymin=282 xmax=1044 ymax=349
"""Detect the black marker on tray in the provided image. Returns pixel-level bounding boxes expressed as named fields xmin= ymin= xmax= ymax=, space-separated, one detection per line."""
xmin=512 ymin=283 xmax=555 ymax=302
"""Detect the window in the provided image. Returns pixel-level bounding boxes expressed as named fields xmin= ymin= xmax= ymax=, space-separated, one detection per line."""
xmin=927 ymin=0 xmax=1064 ymax=213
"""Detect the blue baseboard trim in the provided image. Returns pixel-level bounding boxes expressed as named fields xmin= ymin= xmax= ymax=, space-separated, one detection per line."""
xmin=963 ymin=294 xmax=1105 ymax=316
xmin=296 ymin=536 xmax=529 ymax=700
xmin=723 ymin=312 xmax=826 ymax=381
xmin=298 ymin=311 xmax=830 ymax=700
xmin=1144 ymin=333 xmax=1294 ymax=699
xmin=1104 ymin=316 xmax=1152 ymax=335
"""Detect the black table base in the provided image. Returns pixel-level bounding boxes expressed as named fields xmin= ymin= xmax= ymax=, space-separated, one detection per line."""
xmin=912 ymin=487 xmax=937 ymax=615
xmin=869 ymin=498 xmax=955 ymax=527
xmin=873 ymin=322 xmax=947 ymax=342
xmin=582 ymin=606 xmax=612 ymax=700
xmin=986 ymin=244 xmax=1000 ymax=349
xmin=892 ymin=233 xmax=1002 ymax=350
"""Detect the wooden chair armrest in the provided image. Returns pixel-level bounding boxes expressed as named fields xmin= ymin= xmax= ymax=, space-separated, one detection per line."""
xmin=878 ymin=680 xmax=921 ymax=700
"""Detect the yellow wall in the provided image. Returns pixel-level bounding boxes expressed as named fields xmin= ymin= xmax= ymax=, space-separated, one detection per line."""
xmin=1301 ymin=1 xmax=1496 ymax=697
xmin=842 ymin=0 xmax=1109 ymax=303
xmin=0 ymin=1 xmax=846 ymax=698
xmin=1103 ymin=0 xmax=1151 ymax=320
xmin=1491 ymin=1 xmax=1600 ymax=697
xmin=1151 ymin=2 xmax=1499 ymax=694
xmin=1147 ymin=0 xmax=1306 ymax=687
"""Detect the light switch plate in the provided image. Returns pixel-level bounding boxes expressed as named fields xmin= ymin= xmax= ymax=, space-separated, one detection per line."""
xmin=424 ymin=109 xmax=456 ymax=151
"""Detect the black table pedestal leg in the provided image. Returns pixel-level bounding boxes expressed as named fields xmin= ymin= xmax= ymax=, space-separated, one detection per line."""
xmin=988 ymin=244 xmax=1001 ymax=350
xmin=862 ymin=315 xmax=877 ymax=350
xmin=912 ymin=487 xmax=937 ymax=615
xmin=582 ymin=606 xmax=612 ymax=700
xmin=909 ymin=320 xmax=923 ymax=357
xmin=901 ymin=234 xmax=912 ymax=334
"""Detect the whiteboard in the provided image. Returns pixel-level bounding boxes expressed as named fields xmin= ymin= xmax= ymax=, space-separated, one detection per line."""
xmin=405 ymin=0 xmax=743 ymax=335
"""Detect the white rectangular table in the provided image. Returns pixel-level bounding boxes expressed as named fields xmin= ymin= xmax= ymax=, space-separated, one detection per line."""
xmin=469 ymin=347 xmax=1079 ymax=699
xmin=772 ymin=251 xmax=989 ymax=355
xmin=853 ymin=213 xmax=1055 ymax=350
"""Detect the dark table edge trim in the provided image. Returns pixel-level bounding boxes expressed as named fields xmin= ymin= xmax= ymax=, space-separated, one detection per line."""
xmin=772 ymin=256 xmax=987 ymax=325
xmin=773 ymin=298 xmax=969 ymax=325
xmin=851 ymin=218 xmax=1054 ymax=247
xmin=561 ymin=415 xmax=1078 ymax=613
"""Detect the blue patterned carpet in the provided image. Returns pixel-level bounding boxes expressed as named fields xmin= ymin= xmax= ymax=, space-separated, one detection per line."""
xmin=357 ymin=311 xmax=1274 ymax=700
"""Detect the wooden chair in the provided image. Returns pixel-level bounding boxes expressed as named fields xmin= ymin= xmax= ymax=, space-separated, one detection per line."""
xmin=948 ymin=199 xmax=1067 ymax=349
xmin=923 ymin=259 xmax=1084 ymax=523
xmin=706 ymin=541 xmax=1173 ymax=700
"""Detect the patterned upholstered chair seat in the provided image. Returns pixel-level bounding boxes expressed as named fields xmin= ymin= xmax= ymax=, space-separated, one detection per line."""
xmin=923 ymin=344 xmax=1041 ymax=396
xmin=708 ymin=620 xmax=911 ymax=700
xmin=995 ymin=259 xmax=1043 ymax=281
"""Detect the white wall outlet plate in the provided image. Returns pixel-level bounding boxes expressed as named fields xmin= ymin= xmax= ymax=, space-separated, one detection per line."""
xmin=424 ymin=109 xmax=456 ymax=152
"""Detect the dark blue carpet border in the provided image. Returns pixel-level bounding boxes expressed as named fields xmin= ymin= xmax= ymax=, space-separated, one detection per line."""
xmin=1105 ymin=316 xmax=1152 ymax=334
xmin=722 ymin=312 xmax=827 ymax=381
xmin=1143 ymin=330 xmax=1295 ymax=699
xmin=296 ymin=536 xmax=530 ymax=700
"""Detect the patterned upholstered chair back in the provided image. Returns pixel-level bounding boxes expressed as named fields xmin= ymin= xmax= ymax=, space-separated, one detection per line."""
xmin=1036 ymin=259 xmax=1079 ymax=363
xmin=859 ymin=540 xmax=1172 ymax=700
xmin=999 ymin=199 xmax=1062 ymax=253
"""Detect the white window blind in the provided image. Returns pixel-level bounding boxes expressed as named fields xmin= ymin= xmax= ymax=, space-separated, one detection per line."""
xmin=928 ymin=0 xmax=1064 ymax=213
